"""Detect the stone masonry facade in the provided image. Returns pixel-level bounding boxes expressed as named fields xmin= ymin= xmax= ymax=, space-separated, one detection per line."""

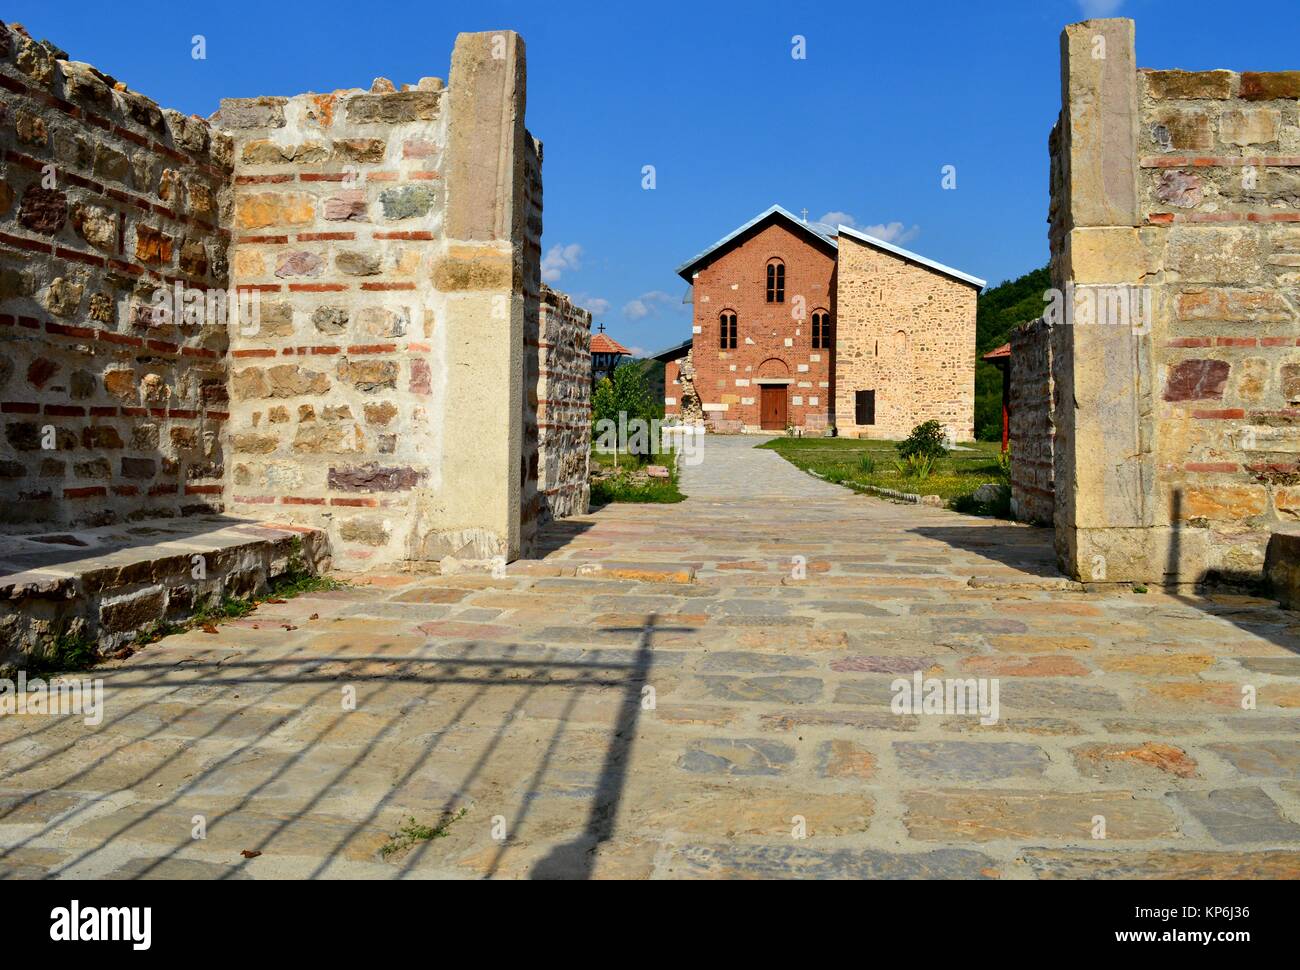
xmin=0 ymin=23 xmax=587 ymax=576
xmin=1042 ymin=17 xmax=1300 ymax=584
xmin=537 ymin=284 xmax=591 ymax=523
xmin=1008 ymin=317 xmax=1055 ymax=525
xmin=0 ymin=23 xmax=233 ymax=530
xmin=833 ymin=232 xmax=979 ymax=442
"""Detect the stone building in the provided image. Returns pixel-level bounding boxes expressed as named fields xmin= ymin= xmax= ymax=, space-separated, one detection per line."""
xmin=0 ymin=22 xmax=592 ymax=652
xmin=664 ymin=205 xmax=984 ymax=439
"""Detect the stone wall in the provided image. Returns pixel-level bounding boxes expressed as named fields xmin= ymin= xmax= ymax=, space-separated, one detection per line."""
xmin=834 ymin=233 xmax=978 ymax=442
xmin=1047 ymin=17 xmax=1300 ymax=583
xmin=216 ymin=31 xmax=536 ymax=570
xmin=0 ymin=22 xmax=232 ymax=531
xmin=537 ymin=284 xmax=590 ymax=523
xmin=664 ymin=348 xmax=703 ymax=426
xmin=520 ymin=135 xmax=543 ymax=552
xmin=1009 ymin=318 xmax=1055 ymax=524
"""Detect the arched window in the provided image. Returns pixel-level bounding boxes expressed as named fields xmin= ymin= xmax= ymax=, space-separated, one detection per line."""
xmin=765 ymin=259 xmax=785 ymax=303
xmin=719 ymin=311 xmax=738 ymax=349
xmin=812 ymin=310 xmax=832 ymax=350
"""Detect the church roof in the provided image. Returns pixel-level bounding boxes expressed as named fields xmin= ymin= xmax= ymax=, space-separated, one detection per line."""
xmin=835 ymin=224 xmax=987 ymax=289
xmin=590 ymin=332 xmax=631 ymax=355
xmin=674 ymin=204 xmax=986 ymax=290
xmin=675 ymin=204 xmax=838 ymax=282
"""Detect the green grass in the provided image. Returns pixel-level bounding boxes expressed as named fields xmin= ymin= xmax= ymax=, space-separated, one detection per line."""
xmin=267 ymin=570 xmax=346 ymax=598
xmin=591 ymin=477 xmax=686 ymax=504
xmin=590 ymin=445 xmax=686 ymax=504
xmin=25 ymin=629 xmax=99 ymax=676
xmin=759 ymin=437 xmax=1009 ymax=510
xmin=380 ymin=808 xmax=469 ymax=859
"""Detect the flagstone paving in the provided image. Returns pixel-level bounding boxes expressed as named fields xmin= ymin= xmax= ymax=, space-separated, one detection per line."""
xmin=2 ymin=435 xmax=1299 ymax=879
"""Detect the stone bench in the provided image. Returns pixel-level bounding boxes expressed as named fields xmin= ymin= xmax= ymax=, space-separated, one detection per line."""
xmin=0 ymin=517 xmax=329 ymax=667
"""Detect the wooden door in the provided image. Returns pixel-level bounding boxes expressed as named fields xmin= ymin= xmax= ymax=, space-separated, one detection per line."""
xmin=760 ymin=385 xmax=787 ymax=431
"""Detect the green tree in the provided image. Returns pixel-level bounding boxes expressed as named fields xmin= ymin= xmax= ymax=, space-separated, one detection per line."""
xmin=592 ymin=362 xmax=659 ymax=461
xmin=973 ymin=264 xmax=1050 ymax=441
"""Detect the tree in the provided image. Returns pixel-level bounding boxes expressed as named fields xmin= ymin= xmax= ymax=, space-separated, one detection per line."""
xmin=592 ymin=362 xmax=659 ymax=462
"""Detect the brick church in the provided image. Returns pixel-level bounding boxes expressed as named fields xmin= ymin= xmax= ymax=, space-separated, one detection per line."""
xmin=658 ymin=205 xmax=985 ymax=440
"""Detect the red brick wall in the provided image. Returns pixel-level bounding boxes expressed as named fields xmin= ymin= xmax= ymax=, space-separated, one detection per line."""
xmin=0 ymin=22 xmax=232 ymax=531
xmin=688 ymin=221 xmax=836 ymax=433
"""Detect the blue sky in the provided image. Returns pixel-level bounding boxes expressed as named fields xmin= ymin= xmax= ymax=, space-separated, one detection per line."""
xmin=11 ymin=0 xmax=1298 ymax=355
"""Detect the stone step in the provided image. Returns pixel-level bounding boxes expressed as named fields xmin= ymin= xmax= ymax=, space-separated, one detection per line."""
xmin=0 ymin=517 xmax=329 ymax=666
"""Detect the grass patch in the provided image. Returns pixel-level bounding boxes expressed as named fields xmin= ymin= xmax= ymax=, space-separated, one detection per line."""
xmin=590 ymin=445 xmax=686 ymax=504
xmin=759 ymin=437 xmax=1010 ymax=510
xmin=380 ymin=808 xmax=469 ymax=859
xmin=267 ymin=570 xmax=345 ymax=598
xmin=591 ymin=478 xmax=685 ymax=504
xmin=26 ymin=629 xmax=99 ymax=676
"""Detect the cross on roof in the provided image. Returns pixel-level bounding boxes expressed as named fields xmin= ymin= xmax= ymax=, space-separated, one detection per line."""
xmin=800 ymin=207 xmax=809 ymax=222
xmin=597 ymin=323 xmax=606 ymax=333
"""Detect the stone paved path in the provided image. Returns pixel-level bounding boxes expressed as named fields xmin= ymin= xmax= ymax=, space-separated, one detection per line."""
xmin=2 ymin=435 xmax=1299 ymax=879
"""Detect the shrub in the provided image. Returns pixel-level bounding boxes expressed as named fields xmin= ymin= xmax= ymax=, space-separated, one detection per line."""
xmin=996 ymin=447 xmax=1012 ymax=480
xmin=897 ymin=420 xmax=948 ymax=461
xmin=858 ymin=453 xmax=876 ymax=475
xmin=895 ymin=453 xmax=936 ymax=480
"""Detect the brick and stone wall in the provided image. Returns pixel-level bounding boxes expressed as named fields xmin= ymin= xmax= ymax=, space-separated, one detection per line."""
xmin=0 ymin=22 xmax=232 ymax=531
xmin=1046 ymin=17 xmax=1300 ymax=583
xmin=834 ymin=233 xmax=978 ymax=442
xmin=537 ymin=284 xmax=590 ymax=523
xmin=519 ymin=133 xmax=544 ymax=553
xmin=215 ymin=31 xmax=536 ymax=570
xmin=689 ymin=221 xmax=836 ymax=434
xmin=1009 ymin=318 xmax=1055 ymax=524
xmin=664 ymin=348 xmax=703 ymax=426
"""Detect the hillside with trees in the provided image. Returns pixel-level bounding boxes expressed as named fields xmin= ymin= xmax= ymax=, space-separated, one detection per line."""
xmin=973 ymin=265 xmax=1049 ymax=441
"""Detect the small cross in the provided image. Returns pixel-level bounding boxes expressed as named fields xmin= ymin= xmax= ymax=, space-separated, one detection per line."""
xmin=800 ymin=207 xmax=809 ymax=223
xmin=597 ymin=323 xmax=606 ymax=333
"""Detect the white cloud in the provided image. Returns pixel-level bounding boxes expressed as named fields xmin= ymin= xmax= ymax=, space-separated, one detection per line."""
xmin=541 ymin=243 xmax=583 ymax=283
xmin=622 ymin=290 xmax=677 ymax=320
xmin=860 ymin=221 xmax=921 ymax=245
xmin=1077 ymin=0 xmax=1124 ymax=16
xmin=573 ymin=295 xmax=610 ymax=317
xmin=820 ymin=212 xmax=921 ymax=246
xmin=626 ymin=346 xmax=647 ymax=357
xmin=818 ymin=211 xmax=857 ymax=227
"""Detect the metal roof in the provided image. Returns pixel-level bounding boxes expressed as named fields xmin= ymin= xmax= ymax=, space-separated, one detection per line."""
xmin=675 ymin=204 xmax=839 ymax=282
xmin=648 ymin=337 xmax=693 ymax=362
xmin=835 ymin=224 xmax=987 ymax=289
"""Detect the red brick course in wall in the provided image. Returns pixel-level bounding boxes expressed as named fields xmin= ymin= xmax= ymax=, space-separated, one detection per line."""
xmin=0 ymin=22 xmax=232 ymax=531
xmin=686 ymin=220 xmax=836 ymax=433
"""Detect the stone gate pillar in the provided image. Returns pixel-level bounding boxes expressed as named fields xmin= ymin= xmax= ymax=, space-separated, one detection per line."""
xmin=1050 ymin=19 xmax=1200 ymax=582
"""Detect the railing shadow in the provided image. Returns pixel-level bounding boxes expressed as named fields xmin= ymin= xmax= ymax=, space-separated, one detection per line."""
xmin=0 ymin=608 xmax=692 ymax=880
